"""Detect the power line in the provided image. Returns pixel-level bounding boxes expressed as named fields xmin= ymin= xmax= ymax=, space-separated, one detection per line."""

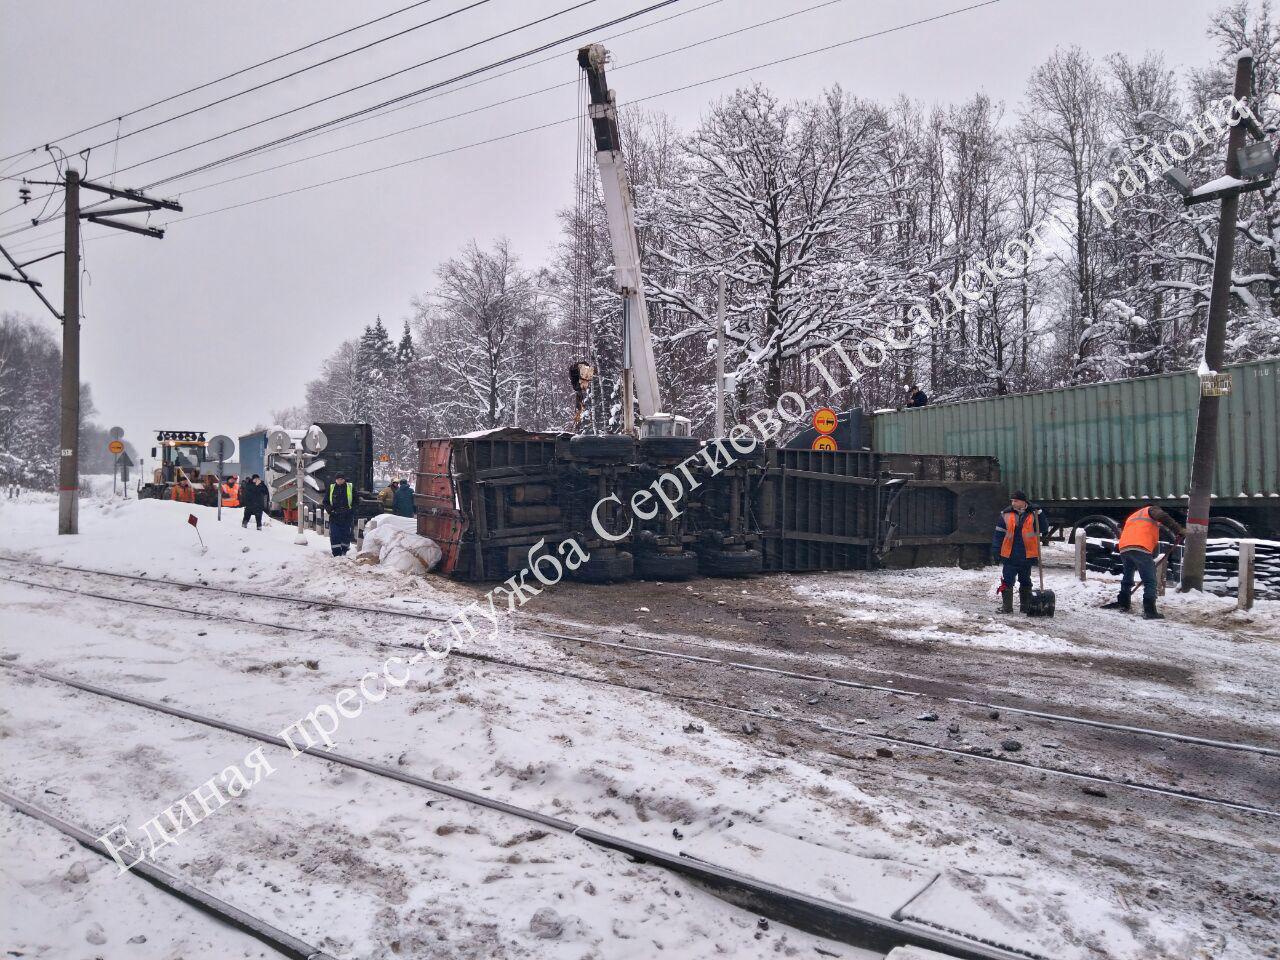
xmin=157 ymin=0 xmax=1006 ymax=224
xmin=0 ymin=0 xmax=681 ymax=241
xmin=0 ymin=0 xmax=715 ymax=244
xmin=172 ymin=0 xmax=852 ymax=199
xmin=171 ymin=0 xmax=729 ymax=197
xmin=8 ymin=0 xmax=613 ymax=185
xmin=0 ymin=0 xmax=449 ymax=165
xmin=139 ymin=0 xmax=687 ymax=190
xmin=4 ymin=1 xmax=1001 ymax=259
xmin=2 ymin=0 xmax=494 ymax=179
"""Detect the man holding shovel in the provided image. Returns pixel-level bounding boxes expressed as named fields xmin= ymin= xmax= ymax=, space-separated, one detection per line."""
xmin=1102 ymin=504 xmax=1185 ymax=620
xmin=993 ymin=491 xmax=1041 ymax=614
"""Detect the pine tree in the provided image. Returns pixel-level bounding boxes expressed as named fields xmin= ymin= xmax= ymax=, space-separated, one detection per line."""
xmin=396 ymin=320 xmax=415 ymax=365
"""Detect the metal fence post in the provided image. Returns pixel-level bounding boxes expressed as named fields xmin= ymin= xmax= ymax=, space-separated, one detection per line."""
xmin=1238 ymin=540 xmax=1256 ymax=611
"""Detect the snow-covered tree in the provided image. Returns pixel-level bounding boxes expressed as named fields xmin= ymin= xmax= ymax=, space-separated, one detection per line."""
xmin=642 ymin=85 xmax=917 ymax=410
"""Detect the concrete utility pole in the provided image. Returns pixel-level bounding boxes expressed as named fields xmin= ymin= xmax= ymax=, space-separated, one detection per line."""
xmin=58 ymin=170 xmax=81 ymax=535
xmin=1181 ymin=53 xmax=1252 ymax=591
xmin=3 ymin=172 xmax=179 ymax=535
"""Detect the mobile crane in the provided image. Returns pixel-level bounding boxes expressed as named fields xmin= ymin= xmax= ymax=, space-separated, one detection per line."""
xmin=577 ymin=43 xmax=691 ymax=441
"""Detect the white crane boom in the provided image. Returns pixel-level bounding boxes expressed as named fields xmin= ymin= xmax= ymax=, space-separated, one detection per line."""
xmin=578 ymin=43 xmax=683 ymax=434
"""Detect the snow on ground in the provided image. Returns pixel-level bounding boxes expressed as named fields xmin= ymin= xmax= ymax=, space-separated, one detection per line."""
xmin=793 ymin=546 xmax=1280 ymax=726
xmin=0 ymin=492 xmax=1270 ymax=958
xmin=0 ymin=804 xmax=280 ymax=958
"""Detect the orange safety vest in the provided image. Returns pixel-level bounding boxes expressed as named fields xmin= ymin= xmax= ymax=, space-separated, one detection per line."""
xmin=221 ymin=482 xmax=240 ymax=507
xmin=1117 ymin=506 xmax=1160 ymax=554
xmin=999 ymin=509 xmax=1040 ymax=559
xmin=170 ymin=483 xmax=195 ymax=504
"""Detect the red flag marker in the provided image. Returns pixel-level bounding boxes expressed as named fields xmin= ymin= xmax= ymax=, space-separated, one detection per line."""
xmin=188 ymin=513 xmax=205 ymax=549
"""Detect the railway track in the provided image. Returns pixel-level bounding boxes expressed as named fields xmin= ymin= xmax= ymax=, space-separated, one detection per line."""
xmin=2 ymin=662 xmax=1030 ymax=960
xmin=2 ymin=560 xmax=1277 ymax=818
xmin=0 ymin=789 xmax=336 ymax=960
xmin=2 ymin=554 xmax=1273 ymax=757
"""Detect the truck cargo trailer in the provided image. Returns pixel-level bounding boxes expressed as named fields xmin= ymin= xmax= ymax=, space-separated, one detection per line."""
xmin=868 ymin=358 xmax=1279 ymax=538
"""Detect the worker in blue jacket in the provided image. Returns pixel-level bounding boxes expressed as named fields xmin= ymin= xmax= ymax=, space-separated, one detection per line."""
xmin=993 ymin=490 xmax=1041 ymax=613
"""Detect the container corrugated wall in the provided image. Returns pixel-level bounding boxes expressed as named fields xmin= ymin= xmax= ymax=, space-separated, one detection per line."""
xmin=871 ymin=359 xmax=1279 ymax=501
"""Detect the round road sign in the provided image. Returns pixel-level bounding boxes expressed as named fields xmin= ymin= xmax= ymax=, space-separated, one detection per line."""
xmin=108 ymin=440 xmax=125 ymax=455
xmin=811 ymin=435 xmax=838 ymax=452
xmin=207 ymin=434 xmax=235 ymax=461
xmin=108 ymin=426 xmax=125 ymax=441
xmin=812 ymin=407 xmax=838 ymax=435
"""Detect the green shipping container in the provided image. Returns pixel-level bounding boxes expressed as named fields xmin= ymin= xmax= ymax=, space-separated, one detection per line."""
xmin=870 ymin=359 xmax=1280 ymax=532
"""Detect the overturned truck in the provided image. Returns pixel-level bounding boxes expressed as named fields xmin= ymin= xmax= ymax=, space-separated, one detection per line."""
xmin=415 ymin=429 xmax=1000 ymax=583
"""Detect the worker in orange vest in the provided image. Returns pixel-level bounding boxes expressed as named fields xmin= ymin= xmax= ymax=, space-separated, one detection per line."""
xmin=1102 ymin=504 xmax=1185 ymax=619
xmin=991 ymin=490 xmax=1040 ymax=613
xmin=221 ymin=475 xmax=241 ymax=508
xmin=169 ymin=475 xmax=196 ymax=504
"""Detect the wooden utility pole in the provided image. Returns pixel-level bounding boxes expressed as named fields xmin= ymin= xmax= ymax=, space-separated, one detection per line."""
xmin=1181 ymin=53 xmax=1252 ymax=591
xmin=58 ymin=169 xmax=81 ymax=535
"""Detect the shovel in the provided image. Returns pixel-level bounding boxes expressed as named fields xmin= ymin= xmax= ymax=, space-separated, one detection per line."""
xmin=1024 ymin=509 xmax=1055 ymax=617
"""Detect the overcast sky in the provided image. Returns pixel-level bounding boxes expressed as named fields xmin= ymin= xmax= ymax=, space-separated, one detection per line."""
xmin=1 ymin=0 xmax=1223 ymax=453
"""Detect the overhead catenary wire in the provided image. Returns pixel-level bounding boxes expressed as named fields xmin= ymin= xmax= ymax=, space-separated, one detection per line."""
xmin=2 ymin=0 xmax=1002 ymax=259
xmin=10 ymin=0 xmax=617 ymax=188
xmin=137 ymin=0 xmax=679 ymax=190
xmin=0 ymin=0 xmax=716 ymax=241
xmin=0 ymin=0 xmax=454 ymax=166
xmin=0 ymin=0 xmax=688 ymax=244
xmin=159 ymin=1 xmax=1004 ymax=223
xmin=2 ymin=0 xmax=497 ymax=181
xmin=169 ymin=0 xmax=733 ymax=198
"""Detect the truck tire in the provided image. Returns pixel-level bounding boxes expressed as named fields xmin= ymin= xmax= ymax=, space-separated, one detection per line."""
xmin=1069 ymin=514 xmax=1120 ymax=543
xmin=697 ymin=548 xmax=762 ymax=577
xmin=638 ymin=436 xmax=702 ymax=462
xmin=634 ymin=550 xmax=698 ymax=580
xmin=569 ymin=548 xmax=634 ymax=582
xmin=1209 ymin=516 xmax=1250 ymax=538
xmin=569 ymin=434 xmax=636 ymax=462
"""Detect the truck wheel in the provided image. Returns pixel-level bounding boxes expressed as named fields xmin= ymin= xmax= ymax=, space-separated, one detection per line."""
xmin=697 ymin=548 xmax=762 ymax=577
xmin=570 ymin=548 xmax=634 ymax=582
xmin=634 ymin=550 xmax=698 ymax=580
xmin=569 ymin=434 xmax=636 ymax=462
xmin=638 ymin=436 xmax=702 ymax=462
xmin=1208 ymin=516 xmax=1250 ymax=538
xmin=1069 ymin=514 xmax=1120 ymax=543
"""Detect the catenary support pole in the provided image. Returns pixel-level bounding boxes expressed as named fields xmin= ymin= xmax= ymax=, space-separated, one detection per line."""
xmin=1182 ymin=52 xmax=1252 ymax=591
xmin=58 ymin=170 xmax=81 ymax=535
xmin=715 ymin=274 xmax=726 ymax=438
